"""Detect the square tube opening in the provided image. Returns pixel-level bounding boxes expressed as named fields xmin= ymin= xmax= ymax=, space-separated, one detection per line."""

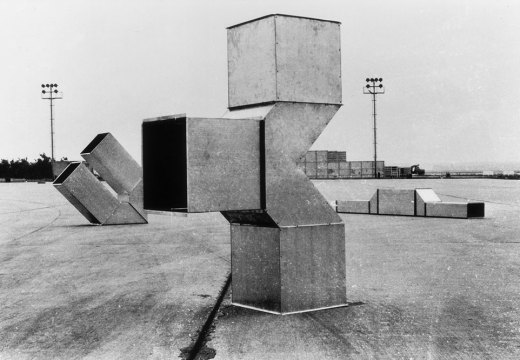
xmin=142 ymin=118 xmax=187 ymax=212
xmin=468 ymin=202 xmax=485 ymax=218
xmin=81 ymin=133 xmax=109 ymax=154
xmin=53 ymin=162 xmax=81 ymax=184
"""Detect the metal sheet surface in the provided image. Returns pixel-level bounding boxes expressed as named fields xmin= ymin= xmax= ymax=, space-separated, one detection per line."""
xmin=227 ymin=14 xmax=341 ymax=107
xmin=227 ymin=16 xmax=276 ymax=108
xmin=81 ymin=133 xmax=142 ymax=195
xmin=231 ymin=225 xmax=281 ymax=313
xmin=369 ymin=190 xmax=378 ymax=214
xmin=378 ymin=189 xmax=415 ymax=216
xmin=187 ymin=118 xmax=261 ymax=212
xmin=336 ymin=200 xmax=370 ymax=214
xmin=262 ymin=103 xmax=342 ymax=226
xmin=274 ymin=16 xmax=341 ymax=104
xmin=54 ymin=163 xmax=120 ymax=224
xmin=279 ymin=224 xmax=346 ymax=313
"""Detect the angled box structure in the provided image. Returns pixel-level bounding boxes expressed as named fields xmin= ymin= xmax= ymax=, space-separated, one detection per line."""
xmin=142 ymin=14 xmax=346 ymax=314
xmin=53 ymin=133 xmax=147 ymax=225
xmin=337 ymin=188 xmax=484 ymax=219
xmin=415 ymin=188 xmax=441 ymax=216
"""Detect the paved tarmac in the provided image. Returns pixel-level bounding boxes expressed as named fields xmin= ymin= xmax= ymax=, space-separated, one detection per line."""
xmin=1 ymin=179 xmax=519 ymax=359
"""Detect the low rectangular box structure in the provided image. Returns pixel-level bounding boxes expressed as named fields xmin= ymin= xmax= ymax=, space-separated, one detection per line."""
xmin=425 ymin=202 xmax=485 ymax=218
xmin=142 ymin=115 xmax=262 ymax=213
xmin=378 ymin=189 xmax=416 ymax=216
xmin=231 ymin=223 xmax=346 ymax=314
xmin=336 ymin=200 xmax=370 ymax=214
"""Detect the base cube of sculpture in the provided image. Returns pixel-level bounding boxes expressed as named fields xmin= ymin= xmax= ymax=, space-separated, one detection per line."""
xmin=231 ymin=223 xmax=346 ymax=314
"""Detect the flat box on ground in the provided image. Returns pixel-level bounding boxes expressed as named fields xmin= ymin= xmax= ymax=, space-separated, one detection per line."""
xmin=377 ymin=189 xmax=416 ymax=216
xmin=227 ymin=14 xmax=341 ymax=108
xmin=425 ymin=201 xmax=485 ymax=218
xmin=231 ymin=223 xmax=346 ymax=314
xmin=337 ymin=200 xmax=370 ymax=214
xmin=142 ymin=115 xmax=261 ymax=213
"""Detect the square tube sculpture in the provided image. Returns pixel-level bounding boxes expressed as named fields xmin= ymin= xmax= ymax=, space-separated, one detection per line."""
xmin=142 ymin=14 xmax=346 ymax=314
xmin=337 ymin=188 xmax=485 ymax=219
xmin=54 ymin=133 xmax=147 ymax=225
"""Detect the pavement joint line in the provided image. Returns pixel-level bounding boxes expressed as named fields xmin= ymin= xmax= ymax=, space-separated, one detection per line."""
xmin=183 ymin=272 xmax=232 ymax=360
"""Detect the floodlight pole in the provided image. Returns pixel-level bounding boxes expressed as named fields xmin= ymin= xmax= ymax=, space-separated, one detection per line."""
xmin=41 ymin=84 xmax=62 ymax=163
xmin=364 ymin=78 xmax=385 ymax=178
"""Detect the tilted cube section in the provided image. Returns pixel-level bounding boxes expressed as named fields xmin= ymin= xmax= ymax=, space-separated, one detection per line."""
xmin=53 ymin=133 xmax=147 ymax=225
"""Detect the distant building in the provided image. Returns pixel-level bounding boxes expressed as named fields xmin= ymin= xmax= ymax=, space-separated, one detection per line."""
xmin=298 ymin=150 xmax=385 ymax=179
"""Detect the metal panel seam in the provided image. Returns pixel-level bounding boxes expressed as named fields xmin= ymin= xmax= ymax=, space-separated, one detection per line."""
xmin=274 ymin=15 xmax=279 ymax=101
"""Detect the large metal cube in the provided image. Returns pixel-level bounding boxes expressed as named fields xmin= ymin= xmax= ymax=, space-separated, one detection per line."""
xmin=227 ymin=14 xmax=341 ymax=108
xmin=231 ymin=223 xmax=346 ymax=314
xmin=142 ymin=115 xmax=262 ymax=213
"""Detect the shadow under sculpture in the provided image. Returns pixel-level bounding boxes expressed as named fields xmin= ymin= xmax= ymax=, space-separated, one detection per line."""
xmin=53 ymin=133 xmax=147 ymax=225
xmin=142 ymin=14 xmax=346 ymax=314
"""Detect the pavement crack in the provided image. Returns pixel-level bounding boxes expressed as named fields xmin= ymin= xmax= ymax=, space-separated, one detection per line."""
xmin=179 ymin=273 xmax=231 ymax=360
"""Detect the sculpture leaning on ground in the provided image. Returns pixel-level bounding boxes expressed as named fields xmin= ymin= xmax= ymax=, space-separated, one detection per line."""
xmin=336 ymin=188 xmax=485 ymax=219
xmin=142 ymin=14 xmax=347 ymax=314
xmin=53 ymin=133 xmax=147 ymax=225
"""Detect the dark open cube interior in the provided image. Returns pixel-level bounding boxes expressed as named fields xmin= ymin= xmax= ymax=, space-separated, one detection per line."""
xmin=53 ymin=162 xmax=81 ymax=184
xmin=142 ymin=117 xmax=187 ymax=212
xmin=468 ymin=202 xmax=485 ymax=218
xmin=81 ymin=133 xmax=109 ymax=154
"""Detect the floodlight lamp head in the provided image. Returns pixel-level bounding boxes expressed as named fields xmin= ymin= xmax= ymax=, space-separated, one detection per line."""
xmin=41 ymin=84 xmax=45 ymax=88
xmin=54 ymin=84 xmax=58 ymax=87
xmin=366 ymin=78 xmax=369 ymax=82
xmin=42 ymin=90 xmax=46 ymax=94
xmin=370 ymin=78 xmax=374 ymax=82
xmin=54 ymin=90 xmax=58 ymax=93
xmin=379 ymin=84 xmax=383 ymax=88
xmin=379 ymin=78 xmax=383 ymax=82
xmin=45 ymin=84 xmax=49 ymax=88
xmin=366 ymin=84 xmax=370 ymax=88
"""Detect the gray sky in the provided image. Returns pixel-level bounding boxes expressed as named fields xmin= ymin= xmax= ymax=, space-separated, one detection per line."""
xmin=1 ymin=0 xmax=519 ymax=169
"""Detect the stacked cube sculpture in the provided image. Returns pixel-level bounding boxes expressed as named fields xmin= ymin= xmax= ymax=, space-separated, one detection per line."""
xmin=142 ymin=15 xmax=347 ymax=314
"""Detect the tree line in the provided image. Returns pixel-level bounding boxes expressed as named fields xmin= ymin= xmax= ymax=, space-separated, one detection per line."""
xmin=0 ymin=154 xmax=66 ymax=181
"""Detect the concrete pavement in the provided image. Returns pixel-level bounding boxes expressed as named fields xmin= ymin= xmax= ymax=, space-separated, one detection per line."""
xmin=1 ymin=179 xmax=519 ymax=359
